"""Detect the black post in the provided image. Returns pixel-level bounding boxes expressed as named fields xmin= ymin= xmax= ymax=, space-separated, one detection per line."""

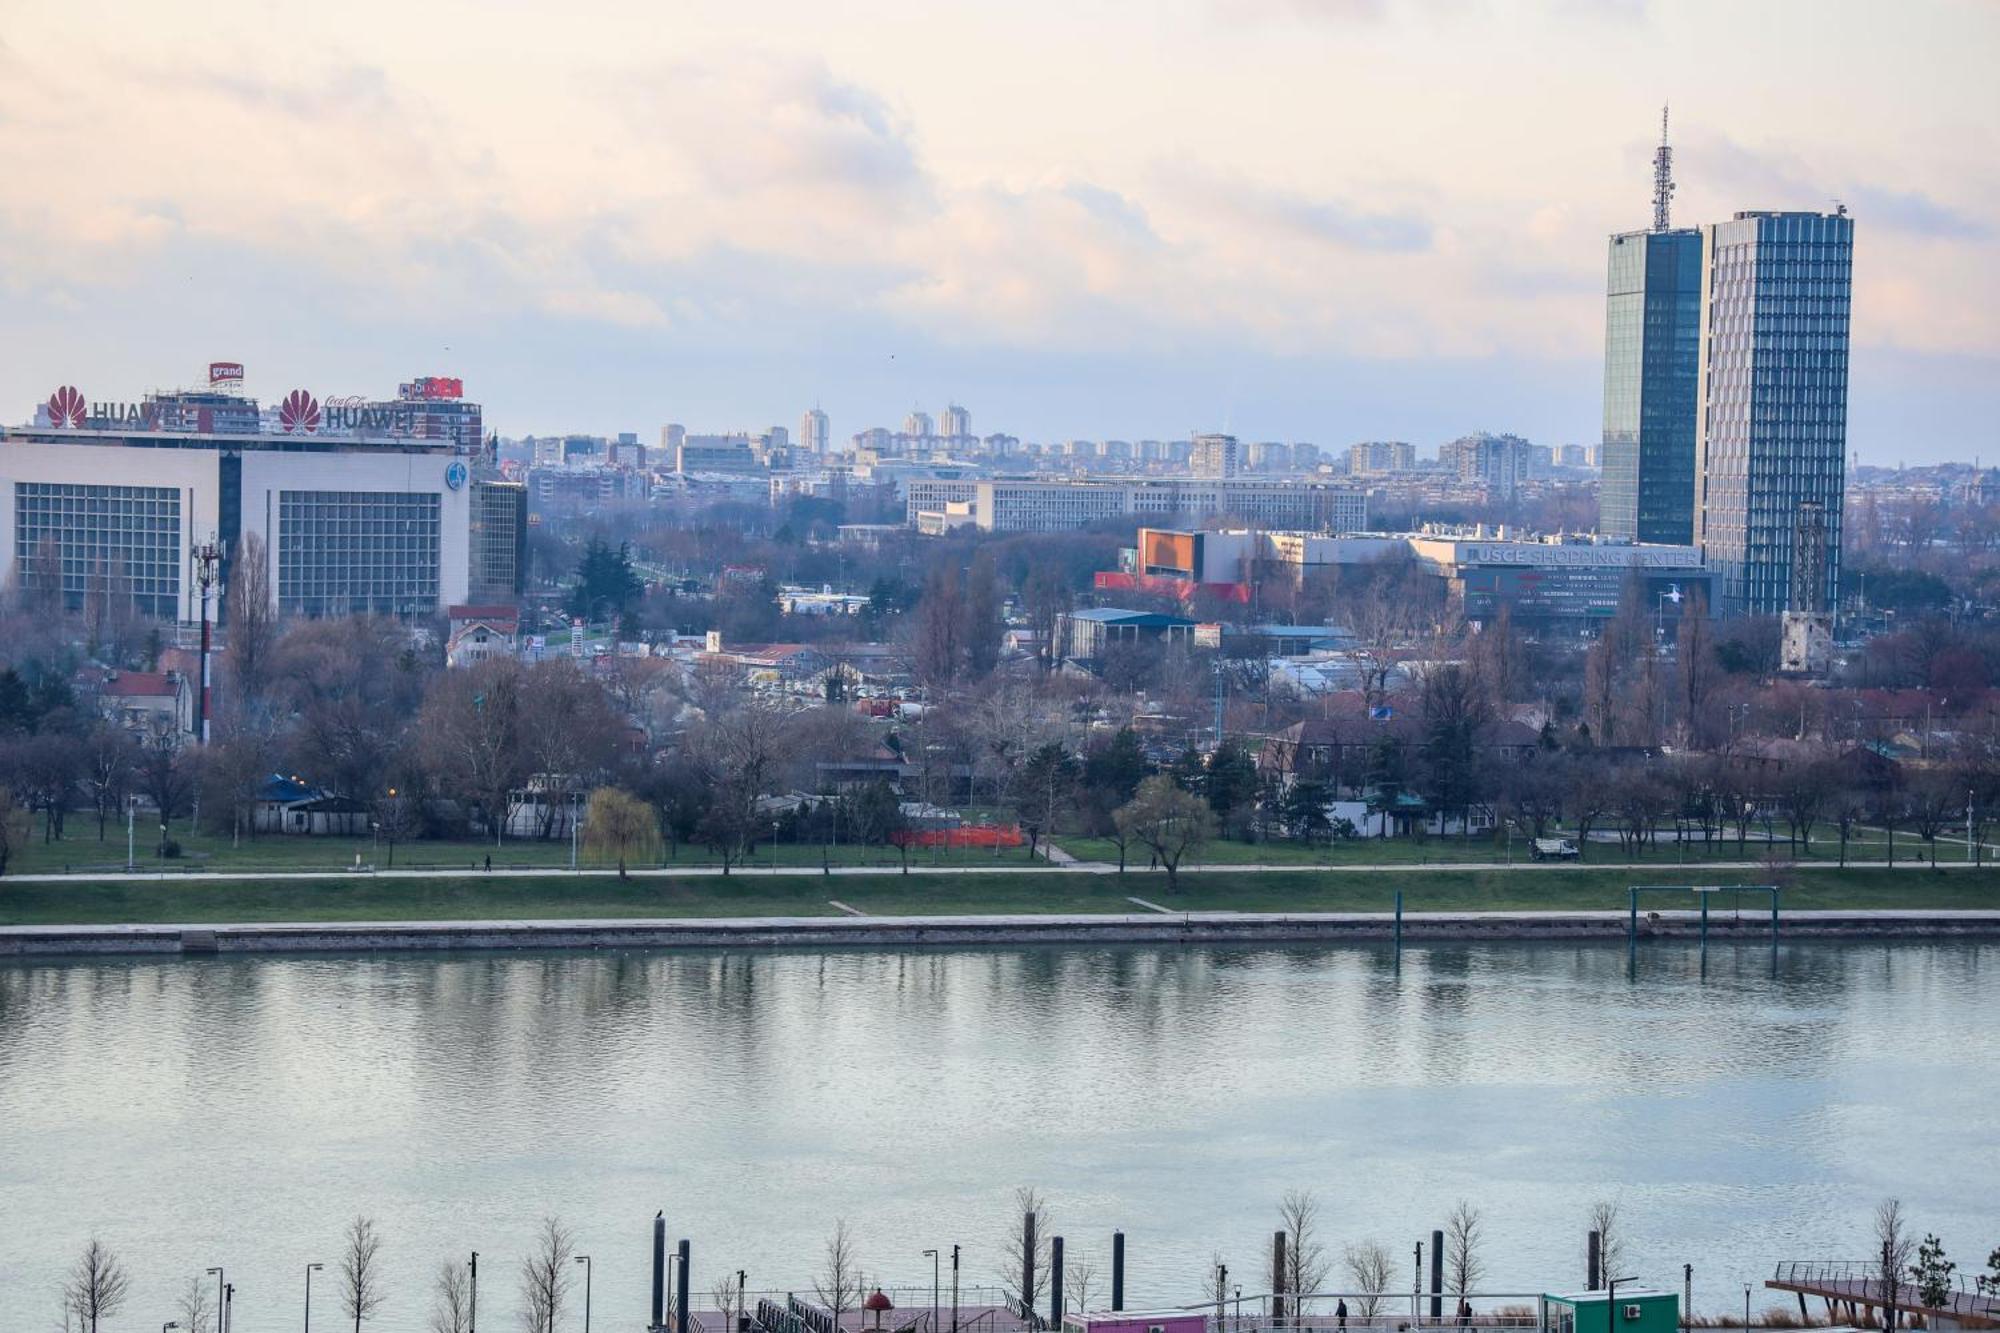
xmin=1429 ymin=1230 xmax=1443 ymax=1320
xmin=1051 ymin=1237 xmax=1065 ymax=1328
xmin=1588 ymin=1232 xmax=1602 ymax=1292
xmin=678 ymin=1240 xmax=692 ymax=1333
xmin=470 ymin=1253 xmax=479 ymax=1333
xmin=1023 ymin=1213 xmax=1038 ymax=1321
xmin=953 ymin=1245 xmax=962 ymax=1333
xmin=1273 ymin=1232 xmax=1288 ymax=1327
xmin=1111 ymin=1233 xmax=1125 ymax=1312
xmin=653 ymin=1216 xmax=668 ymax=1332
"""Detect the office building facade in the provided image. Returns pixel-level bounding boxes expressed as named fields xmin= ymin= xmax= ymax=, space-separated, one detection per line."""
xmin=1600 ymin=228 xmax=1703 ymax=544
xmin=1694 ymin=210 xmax=1854 ymax=615
xmin=2 ymin=426 xmax=482 ymax=620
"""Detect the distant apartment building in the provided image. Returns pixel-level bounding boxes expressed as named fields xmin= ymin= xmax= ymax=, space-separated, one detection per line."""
xmin=902 ymin=409 xmax=935 ymax=439
xmin=940 ymin=403 xmax=971 ymax=439
xmin=1247 ymin=441 xmax=1292 ymax=473
xmin=800 ymin=407 xmax=830 ymax=454
xmin=1191 ymin=433 xmax=1242 ymax=478
xmin=908 ymin=477 xmax=1366 ymax=534
xmin=674 ymin=435 xmax=762 ymax=473
xmin=1440 ymin=432 xmax=1534 ymax=500
xmin=1348 ymin=441 xmax=1417 ymax=476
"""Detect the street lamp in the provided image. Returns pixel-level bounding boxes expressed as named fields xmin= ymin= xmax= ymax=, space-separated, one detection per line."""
xmin=470 ymin=1252 xmax=479 ymax=1333
xmin=924 ymin=1250 xmax=940 ymax=1333
xmin=305 ymin=1263 xmax=324 ymax=1333
xmin=576 ymin=1255 xmax=593 ymax=1333
xmin=206 ymin=1269 xmax=225 ymax=1333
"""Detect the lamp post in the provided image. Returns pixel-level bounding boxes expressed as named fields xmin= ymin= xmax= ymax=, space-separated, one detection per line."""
xmin=738 ymin=1271 xmax=748 ymax=1331
xmin=207 ymin=1269 xmax=225 ymax=1333
xmin=305 ymin=1263 xmax=324 ymax=1333
xmin=924 ymin=1250 xmax=940 ymax=1333
xmin=1743 ymin=1287 xmax=1751 ymax=1330
xmin=127 ymin=795 xmax=137 ymax=871
xmin=571 ymin=794 xmax=582 ymax=870
xmin=576 ymin=1255 xmax=593 ymax=1333
xmin=951 ymin=1245 xmax=961 ymax=1333
xmin=470 ymin=1252 xmax=479 ymax=1333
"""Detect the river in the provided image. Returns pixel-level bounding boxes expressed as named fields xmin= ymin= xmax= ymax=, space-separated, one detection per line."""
xmin=1 ymin=941 xmax=1993 ymax=1330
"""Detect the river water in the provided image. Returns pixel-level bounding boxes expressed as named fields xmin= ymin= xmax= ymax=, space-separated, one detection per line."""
xmin=2 ymin=941 xmax=1994 ymax=1330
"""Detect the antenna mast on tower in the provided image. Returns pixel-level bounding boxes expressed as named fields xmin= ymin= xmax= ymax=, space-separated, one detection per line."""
xmin=1652 ymin=104 xmax=1675 ymax=232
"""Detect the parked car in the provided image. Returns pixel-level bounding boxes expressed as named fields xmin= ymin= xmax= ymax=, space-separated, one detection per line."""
xmin=1531 ymin=837 xmax=1580 ymax=861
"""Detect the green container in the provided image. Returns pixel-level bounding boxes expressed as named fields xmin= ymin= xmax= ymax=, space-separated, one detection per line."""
xmin=1543 ymin=1290 xmax=1680 ymax=1333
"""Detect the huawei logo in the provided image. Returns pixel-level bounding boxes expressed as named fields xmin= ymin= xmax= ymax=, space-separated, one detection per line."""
xmin=48 ymin=386 xmax=85 ymax=428
xmin=279 ymin=389 xmax=321 ymax=434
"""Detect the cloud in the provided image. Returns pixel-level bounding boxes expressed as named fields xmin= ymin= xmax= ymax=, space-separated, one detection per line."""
xmin=1843 ymin=186 xmax=1990 ymax=241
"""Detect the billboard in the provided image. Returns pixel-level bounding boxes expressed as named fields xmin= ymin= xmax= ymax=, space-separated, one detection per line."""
xmin=208 ymin=361 xmax=245 ymax=386
xmin=1139 ymin=528 xmax=1199 ymax=577
xmin=400 ymin=376 xmax=464 ymax=401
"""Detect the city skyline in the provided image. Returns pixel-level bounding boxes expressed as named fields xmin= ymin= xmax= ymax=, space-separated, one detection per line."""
xmin=0 ymin=1 xmax=1993 ymax=461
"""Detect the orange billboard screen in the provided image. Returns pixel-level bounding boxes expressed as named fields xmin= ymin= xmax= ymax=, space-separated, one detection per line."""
xmin=1140 ymin=529 xmax=1198 ymax=576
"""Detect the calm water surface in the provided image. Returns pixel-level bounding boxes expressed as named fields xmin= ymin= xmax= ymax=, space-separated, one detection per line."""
xmin=1 ymin=942 xmax=1994 ymax=1329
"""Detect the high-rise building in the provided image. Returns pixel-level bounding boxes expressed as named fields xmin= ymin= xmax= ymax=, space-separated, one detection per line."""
xmin=1442 ymin=432 xmax=1533 ymax=499
xmin=800 ymin=407 xmax=830 ymax=454
xmin=940 ymin=403 xmax=971 ymax=439
xmin=1347 ymin=441 xmax=1416 ymax=475
xmin=1694 ymin=210 xmax=1854 ymax=615
xmin=1600 ymin=228 xmax=1704 ymax=543
xmin=1191 ymin=433 xmax=1241 ymax=478
xmin=902 ymin=409 xmax=934 ymax=439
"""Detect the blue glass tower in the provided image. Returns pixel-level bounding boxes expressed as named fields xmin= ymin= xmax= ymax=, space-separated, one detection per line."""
xmin=1599 ymin=228 xmax=1703 ymax=544
xmin=1694 ymin=210 xmax=1854 ymax=616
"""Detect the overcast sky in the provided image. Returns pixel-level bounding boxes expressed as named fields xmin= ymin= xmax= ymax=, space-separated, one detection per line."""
xmin=2 ymin=0 xmax=1995 ymax=463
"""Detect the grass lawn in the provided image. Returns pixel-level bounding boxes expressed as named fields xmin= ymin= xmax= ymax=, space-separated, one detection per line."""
xmin=1 ymin=864 xmax=1994 ymax=926
xmin=8 ymin=828 xmax=1047 ymax=876
xmin=1052 ymin=830 xmax=1993 ymax=868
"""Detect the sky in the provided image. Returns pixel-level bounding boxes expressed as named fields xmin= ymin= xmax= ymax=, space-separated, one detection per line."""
xmin=0 ymin=0 xmax=1995 ymax=463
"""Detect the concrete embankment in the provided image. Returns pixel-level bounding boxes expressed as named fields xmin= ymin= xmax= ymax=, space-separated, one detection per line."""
xmin=4 ymin=909 xmax=1998 ymax=958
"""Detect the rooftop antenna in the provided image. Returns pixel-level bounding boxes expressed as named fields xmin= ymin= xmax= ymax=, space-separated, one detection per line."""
xmin=1652 ymin=104 xmax=1675 ymax=232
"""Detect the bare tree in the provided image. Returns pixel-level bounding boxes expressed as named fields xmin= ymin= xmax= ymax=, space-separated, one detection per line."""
xmin=712 ymin=1274 xmax=747 ymax=1329
xmin=1000 ymin=1188 xmax=1055 ymax=1306
xmin=1276 ymin=1189 xmax=1331 ymax=1318
xmin=430 ymin=1260 xmax=473 ymax=1333
xmin=342 ymin=1216 xmax=387 ymax=1333
xmin=1587 ymin=1198 xmax=1626 ymax=1284
xmin=1343 ymin=1242 xmax=1395 ymax=1319
xmin=817 ymin=1219 xmax=865 ymax=1327
xmin=1876 ymin=1199 xmax=1914 ymax=1326
xmin=518 ymin=1216 xmax=577 ymax=1333
xmin=1069 ymin=1254 xmax=1101 ymax=1316
xmin=176 ymin=1274 xmax=216 ymax=1333
xmin=64 ymin=1239 xmax=130 ymax=1333
xmin=1444 ymin=1201 xmax=1485 ymax=1303
xmin=224 ymin=530 xmax=277 ymax=710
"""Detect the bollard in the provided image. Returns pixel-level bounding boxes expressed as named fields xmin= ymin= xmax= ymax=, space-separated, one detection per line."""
xmin=652 ymin=1214 xmax=667 ymax=1331
xmin=1051 ymin=1237 xmax=1065 ymax=1329
xmin=1429 ymin=1230 xmax=1443 ymax=1320
xmin=678 ymin=1240 xmax=691 ymax=1333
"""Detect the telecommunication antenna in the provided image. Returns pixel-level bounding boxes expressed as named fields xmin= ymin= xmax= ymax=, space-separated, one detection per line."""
xmin=1652 ymin=104 xmax=1675 ymax=232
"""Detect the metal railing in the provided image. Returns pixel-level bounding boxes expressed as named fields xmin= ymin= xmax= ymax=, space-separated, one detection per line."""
xmin=1771 ymin=1261 xmax=2000 ymax=1318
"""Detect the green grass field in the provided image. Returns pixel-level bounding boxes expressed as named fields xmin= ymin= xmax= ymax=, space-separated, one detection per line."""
xmin=1 ymin=864 xmax=1993 ymax=926
xmin=9 ymin=827 xmax=1047 ymax=876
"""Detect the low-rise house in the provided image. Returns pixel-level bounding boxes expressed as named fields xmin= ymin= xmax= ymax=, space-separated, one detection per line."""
xmin=446 ymin=605 xmax=521 ymax=668
xmin=251 ymin=774 xmax=371 ymax=836
xmin=83 ymin=668 xmax=194 ymax=741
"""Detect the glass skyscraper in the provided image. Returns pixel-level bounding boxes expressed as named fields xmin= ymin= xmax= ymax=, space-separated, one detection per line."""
xmin=1599 ymin=228 xmax=1703 ymax=544
xmin=1694 ymin=210 xmax=1854 ymax=616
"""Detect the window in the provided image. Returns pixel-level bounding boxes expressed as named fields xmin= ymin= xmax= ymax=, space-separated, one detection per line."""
xmin=277 ymin=490 xmax=440 ymax=615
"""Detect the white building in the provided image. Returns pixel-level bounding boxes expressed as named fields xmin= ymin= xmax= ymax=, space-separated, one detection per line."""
xmin=800 ymin=407 xmax=830 ymax=455
xmin=908 ymin=477 xmax=1368 ymax=534
xmin=0 ymin=425 xmax=483 ymax=621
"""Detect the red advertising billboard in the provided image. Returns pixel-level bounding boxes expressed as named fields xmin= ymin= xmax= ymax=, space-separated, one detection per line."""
xmin=401 ymin=376 xmax=464 ymax=401
xmin=208 ymin=361 xmax=245 ymax=385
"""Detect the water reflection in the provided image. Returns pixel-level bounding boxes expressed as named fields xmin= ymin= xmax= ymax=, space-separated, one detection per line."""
xmin=0 ymin=942 xmax=1993 ymax=1333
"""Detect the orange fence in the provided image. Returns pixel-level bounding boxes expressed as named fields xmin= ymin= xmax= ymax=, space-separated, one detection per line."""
xmin=892 ymin=825 xmax=1025 ymax=848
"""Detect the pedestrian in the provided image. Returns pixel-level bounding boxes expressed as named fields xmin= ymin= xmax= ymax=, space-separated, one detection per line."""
xmin=1337 ymin=1300 xmax=1348 ymax=1330
xmin=1457 ymin=1298 xmax=1471 ymax=1328
xmin=484 ymin=853 xmax=491 ymax=873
